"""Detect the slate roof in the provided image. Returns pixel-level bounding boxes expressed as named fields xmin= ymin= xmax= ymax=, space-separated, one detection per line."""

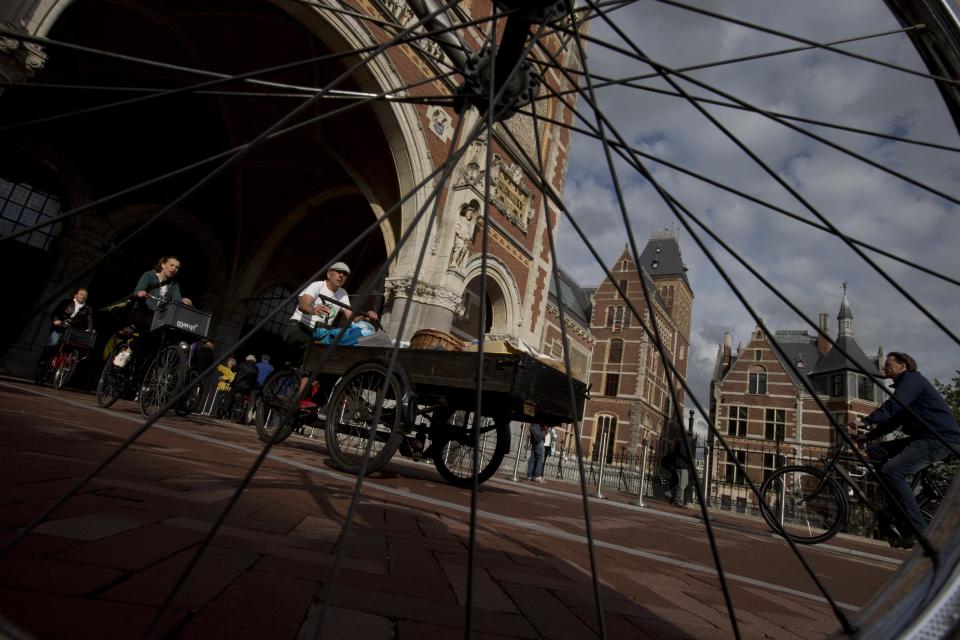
xmin=812 ymin=335 xmax=880 ymax=376
xmin=638 ymin=233 xmax=690 ymax=288
xmin=548 ymin=269 xmax=592 ymax=327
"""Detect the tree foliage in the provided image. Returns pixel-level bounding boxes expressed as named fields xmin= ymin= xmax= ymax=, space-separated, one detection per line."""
xmin=934 ymin=371 xmax=960 ymax=421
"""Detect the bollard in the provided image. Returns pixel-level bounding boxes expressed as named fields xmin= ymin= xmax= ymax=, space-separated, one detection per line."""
xmin=595 ymin=429 xmax=609 ymax=499
xmin=511 ymin=423 xmax=527 ymax=482
xmin=636 ymin=445 xmax=648 ymax=507
xmin=778 ymin=473 xmax=787 ymax=527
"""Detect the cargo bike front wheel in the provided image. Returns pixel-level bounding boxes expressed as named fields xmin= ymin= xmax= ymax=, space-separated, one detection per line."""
xmin=324 ymin=362 xmax=405 ymax=475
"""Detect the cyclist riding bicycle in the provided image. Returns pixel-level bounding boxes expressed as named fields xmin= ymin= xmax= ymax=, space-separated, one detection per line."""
xmin=38 ymin=287 xmax=94 ymax=364
xmin=848 ymin=351 xmax=960 ymax=547
xmin=126 ymin=255 xmax=193 ymax=354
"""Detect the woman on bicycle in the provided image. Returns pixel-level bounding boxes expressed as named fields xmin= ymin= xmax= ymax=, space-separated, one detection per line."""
xmin=130 ymin=255 xmax=192 ymax=331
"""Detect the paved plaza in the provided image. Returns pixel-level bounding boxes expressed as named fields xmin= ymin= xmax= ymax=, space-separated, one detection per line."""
xmin=0 ymin=380 xmax=908 ymax=639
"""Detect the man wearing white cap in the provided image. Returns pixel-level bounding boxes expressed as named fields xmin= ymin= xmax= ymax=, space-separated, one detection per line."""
xmin=285 ymin=262 xmax=378 ymax=405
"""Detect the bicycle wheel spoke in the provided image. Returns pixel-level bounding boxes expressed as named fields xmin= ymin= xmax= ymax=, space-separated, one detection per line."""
xmin=6 ymin=1 xmax=960 ymax=639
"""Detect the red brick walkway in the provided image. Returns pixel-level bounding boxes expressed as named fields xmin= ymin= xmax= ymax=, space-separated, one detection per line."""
xmin=0 ymin=381 xmax=906 ymax=639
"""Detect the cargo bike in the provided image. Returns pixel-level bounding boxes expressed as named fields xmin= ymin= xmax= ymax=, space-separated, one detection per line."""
xmin=254 ymin=343 xmax=587 ymax=487
xmin=97 ymin=300 xmax=212 ymax=419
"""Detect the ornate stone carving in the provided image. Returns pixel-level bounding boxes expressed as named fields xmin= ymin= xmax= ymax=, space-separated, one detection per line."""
xmin=378 ymin=1 xmax=450 ymax=67
xmin=384 ymin=277 xmax=464 ymax=315
xmin=455 ymin=140 xmax=486 ymax=189
xmin=449 ymin=199 xmax=480 ymax=270
xmin=491 ymin=155 xmax=533 ymax=233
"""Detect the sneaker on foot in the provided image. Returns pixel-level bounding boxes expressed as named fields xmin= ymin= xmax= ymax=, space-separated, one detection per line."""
xmin=535 ymin=477 xmax=547 ymax=484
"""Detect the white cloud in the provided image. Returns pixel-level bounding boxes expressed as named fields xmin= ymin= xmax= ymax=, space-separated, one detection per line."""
xmin=555 ymin=0 xmax=960 ymax=415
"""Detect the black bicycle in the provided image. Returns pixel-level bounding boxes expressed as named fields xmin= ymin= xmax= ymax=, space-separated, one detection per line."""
xmin=758 ymin=441 xmax=950 ymax=545
xmin=97 ymin=298 xmax=211 ymax=418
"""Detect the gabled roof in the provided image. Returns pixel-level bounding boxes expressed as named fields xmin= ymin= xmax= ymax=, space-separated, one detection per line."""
xmin=768 ymin=330 xmax=823 ymax=391
xmin=811 ymin=335 xmax=880 ymax=376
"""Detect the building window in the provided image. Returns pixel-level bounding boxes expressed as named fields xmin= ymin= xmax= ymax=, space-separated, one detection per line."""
xmin=608 ymin=339 xmax=623 ymax=364
xmin=593 ymin=415 xmax=618 ymax=463
xmin=618 ymin=279 xmax=627 ymax=298
xmin=754 ymin=349 xmax=762 ymax=361
xmin=831 ymin=374 xmax=844 ymax=397
xmin=857 ymin=375 xmax=874 ymax=401
xmin=550 ymin=340 xmax=563 ymax=359
xmin=253 ymin=285 xmax=297 ymax=336
xmin=724 ymin=450 xmax=747 ymax=484
xmin=764 ymin=409 xmax=785 ymax=441
xmin=606 ymin=306 xmax=614 ymax=327
xmin=748 ymin=368 xmax=767 ymax=395
xmin=612 ymin=306 xmax=627 ymax=331
xmin=727 ymin=405 xmax=747 ymax=437
xmin=0 ymin=178 xmax=63 ymax=250
xmin=622 ymin=307 xmax=630 ymax=328
xmin=762 ymin=453 xmax=787 ymax=483
xmin=604 ymin=373 xmax=620 ymax=396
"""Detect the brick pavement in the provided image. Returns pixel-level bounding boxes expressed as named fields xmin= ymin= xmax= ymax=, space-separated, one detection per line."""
xmin=0 ymin=381 xmax=908 ymax=639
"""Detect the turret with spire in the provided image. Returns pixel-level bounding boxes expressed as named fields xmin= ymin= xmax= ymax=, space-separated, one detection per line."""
xmin=838 ymin=281 xmax=854 ymax=338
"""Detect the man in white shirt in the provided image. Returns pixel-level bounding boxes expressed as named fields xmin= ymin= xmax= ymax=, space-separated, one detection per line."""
xmin=284 ymin=262 xmax=378 ymax=407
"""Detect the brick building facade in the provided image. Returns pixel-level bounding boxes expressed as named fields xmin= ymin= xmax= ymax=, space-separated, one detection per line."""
xmin=538 ymin=230 xmax=694 ymax=461
xmin=708 ymin=288 xmax=882 ymax=510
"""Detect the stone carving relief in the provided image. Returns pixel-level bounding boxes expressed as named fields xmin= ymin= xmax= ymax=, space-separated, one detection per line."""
xmin=384 ymin=276 xmax=465 ymax=315
xmin=449 ymin=199 xmax=480 ymax=270
xmin=491 ymin=155 xmax=533 ymax=233
xmin=455 ymin=139 xmax=486 ymax=190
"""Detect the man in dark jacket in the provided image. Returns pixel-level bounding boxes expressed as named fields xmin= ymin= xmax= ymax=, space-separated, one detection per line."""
xmin=40 ymin=287 xmax=94 ymax=362
xmin=850 ymin=351 xmax=960 ymax=545
xmin=663 ymin=424 xmax=692 ymax=506
xmin=222 ymin=355 xmax=259 ymax=423
xmin=526 ymin=423 xmax=548 ymax=483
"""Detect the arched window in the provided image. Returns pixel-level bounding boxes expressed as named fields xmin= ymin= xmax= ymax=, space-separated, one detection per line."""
xmin=606 ymin=306 xmax=615 ymax=327
xmin=622 ymin=307 xmax=630 ymax=328
xmin=0 ymin=178 xmax=63 ymax=250
xmin=748 ymin=366 xmax=768 ymax=395
xmin=608 ymin=338 xmax=623 ymax=364
xmin=252 ymin=285 xmax=297 ymax=336
xmin=593 ymin=414 xmax=618 ymax=463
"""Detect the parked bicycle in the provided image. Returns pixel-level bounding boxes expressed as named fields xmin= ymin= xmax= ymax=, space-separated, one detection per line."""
xmin=758 ymin=440 xmax=951 ymax=545
xmin=34 ymin=326 xmax=97 ymax=389
xmin=96 ymin=297 xmax=211 ymax=418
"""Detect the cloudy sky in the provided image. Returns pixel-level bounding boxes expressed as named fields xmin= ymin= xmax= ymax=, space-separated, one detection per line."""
xmin=550 ymin=0 xmax=960 ymax=418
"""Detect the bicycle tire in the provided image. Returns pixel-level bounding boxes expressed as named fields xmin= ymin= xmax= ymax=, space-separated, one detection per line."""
xmin=96 ymin=345 xmax=129 ymax=408
xmin=432 ymin=410 xmax=510 ymax=488
xmin=174 ymin=370 xmax=203 ymax=417
xmin=139 ymin=345 xmax=186 ymax=418
xmin=53 ymin=350 xmax=79 ymax=390
xmin=254 ymin=369 xmax=300 ymax=444
xmin=759 ymin=465 xmax=847 ymax=545
xmin=324 ymin=362 xmax=404 ymax=475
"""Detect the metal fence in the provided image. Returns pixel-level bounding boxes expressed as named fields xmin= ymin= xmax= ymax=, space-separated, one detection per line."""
xmin=498 ymin=429 xmax=888 ymax=540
